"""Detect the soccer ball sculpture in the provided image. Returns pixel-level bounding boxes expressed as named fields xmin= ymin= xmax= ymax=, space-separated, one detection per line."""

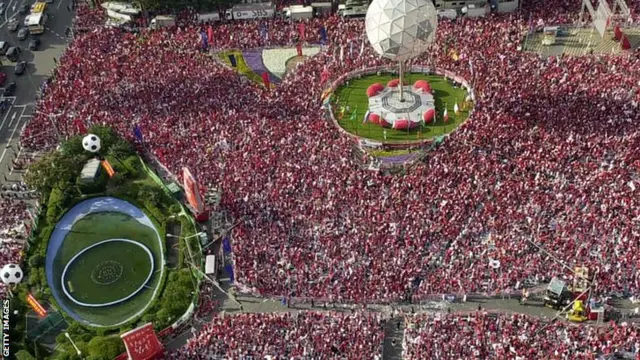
xmin=82 ymin=134 xmax=101 ymax=153
xmin=1 ymin=264 xmax=23 ymax=285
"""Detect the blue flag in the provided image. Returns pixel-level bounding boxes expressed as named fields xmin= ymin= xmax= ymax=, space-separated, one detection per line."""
xmin=320 ymin=26 xmax=327 ymax=44
xmin=228 ymin=54 xmax=237 ymax=67
xmin=260 ymin=23 xmax=268 ymax=40
xmin=200 ymin=32 xmax=208 ymax=50
xmin=133 ymin=125 xmax=143 ymax=142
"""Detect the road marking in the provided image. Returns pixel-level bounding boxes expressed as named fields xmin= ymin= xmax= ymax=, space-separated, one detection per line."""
xmin=0 ymin=107 xmax=25 ymax=165
xmin=8 ymin=147 xmax=21 ymax=175
xmin=8 ymin=111 xmax=17 ymax=128
xmin=4 ymin=0 xmax=13 ymax=23
xmin=0 ymin=107 xmax=13 ymax=132
xmin=56 ymin=0 xmax=63 ymax=10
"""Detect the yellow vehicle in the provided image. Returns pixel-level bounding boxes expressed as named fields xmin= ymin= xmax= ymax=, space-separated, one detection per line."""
xmin=567 ymin=300 xmax=588 ymax=323
xmin=31 ymin=2 xmax=47 ymax=14
xmin=27 ymin=12 xmax=48 ymax=35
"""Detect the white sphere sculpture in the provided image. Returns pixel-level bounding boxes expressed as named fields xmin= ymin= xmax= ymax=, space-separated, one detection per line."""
xmin=365 ymin=0 xmax=438 ymax=62
xmin=1 ymin=264 xmax=23 ymax=285
xmin=82 ymin=134 xmax=101 ymax=153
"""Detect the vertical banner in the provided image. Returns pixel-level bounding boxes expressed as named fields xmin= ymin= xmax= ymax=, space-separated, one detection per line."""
xmin=182 ymin=167 xmax=205 ymax=214
xmin=298 ymin=23 xmax=305 ymax=41
xmin=200 ymin=32 xmax=208 ymax=50
xmin=261 ymin=72 xmax=270 ymax=89
xmin=296 ymin=43 xmax=303 ymax=57
xmin=222 ymin=237 xmax=234 ymax=284
xmin=228 ymin=54 xmax=237 ymax=67
xmin=133 ymin=125 xmax=143 ymax=142
xmin=101 ymin=160 xmax=115 ymax=178
xmin=26 ymin=294 xmax=47 ymax=318
xmin=207 ymin=26 xmax=214 ymax=47
xmin=320 ymin=26 xmax=327 ymax=44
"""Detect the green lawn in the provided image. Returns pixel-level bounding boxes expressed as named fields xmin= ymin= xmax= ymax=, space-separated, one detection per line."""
xmin=51 ymin=212 xmax=163 ymax=327
xmin=63 ymin=240 xmax=153 ymax=305
xmin=332 ymin=74 xmax=471 ymax=143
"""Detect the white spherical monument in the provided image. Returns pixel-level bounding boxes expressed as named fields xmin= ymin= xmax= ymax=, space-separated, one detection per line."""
xmin=1 ymin=264 xmax=23 ymax=285
xmin=365 ymin=0 xmax=438 ymax=62
xmin=82 ymin=134 xmax=101 ymax=153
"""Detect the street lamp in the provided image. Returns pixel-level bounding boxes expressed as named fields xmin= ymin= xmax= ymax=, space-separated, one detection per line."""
xmin=64 ymin=332 xmax=82 ymax=358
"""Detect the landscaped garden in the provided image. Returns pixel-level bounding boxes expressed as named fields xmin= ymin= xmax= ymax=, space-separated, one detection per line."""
xmin=9 ymin=126 xmax=201 ymax=360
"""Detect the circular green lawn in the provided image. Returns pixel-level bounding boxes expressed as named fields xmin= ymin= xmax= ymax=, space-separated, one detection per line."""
xmin=332 ymin=73 xmax=471 ymax=143
xmin=50 ymin=211 xmax=163 ymax=327
xmin=62 ymin=239 xmax=154 ymax=307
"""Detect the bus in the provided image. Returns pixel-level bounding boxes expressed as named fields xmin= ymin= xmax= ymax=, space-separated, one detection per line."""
xmin=31 ymin=1 xmax=47 ymax=14
xmin=27 ymin=12 xmax=48 ymax=34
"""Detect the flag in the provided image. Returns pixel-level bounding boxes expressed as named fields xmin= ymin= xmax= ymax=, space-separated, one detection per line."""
xmin=262 ymin=72 xmax=270 ymax=89
xmin=360 ymin=40 xmax=364 ymax=55
xmin=468 ymin=59 xmax=474 ymax=75
xmin=454 ymin=102 xmax=460 ymax=115
xmin=134 ymin=125 xmax=143 ymax=142
xmin=349 ymin=41 xmax=353 ymax=58
xmin=298 ymin=23 xmax=306 ymax=41
xmin=443 ymin=108 xmax=449 ymax=122
xmin=340 ymin=46 xmax=344 ymax=62
xmin=320 ymin=26 xmax=327 ymax=44
xmin=363 ymin=110 xmax=370 ymax=124
xmin=260 ymin=23 xmax=268 ymax=40
xmin=349 ymin=107 xmax=358 ymax=122
xmin=296 ymin=43 xmax=303 ymax=57
xmin=228 ymin=54 xmax=237 ymax=67
xmin=200 ymin=32 xmax=208 ymax=50
xmin=207 ymin=26 xmax=214 ymax=46
xmin=320 ymin=67 xmax=329 ymax=84
xmin=73 ymin=119 xmax=86 ymax=134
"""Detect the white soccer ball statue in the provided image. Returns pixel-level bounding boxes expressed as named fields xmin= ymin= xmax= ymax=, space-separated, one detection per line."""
xmin=82 ymin=134 xmax=101 ymax=153
xmin=365 ymin=0 xmax=438 ymax=62
xmin=1 ymin=264 xmax=23 ymax=285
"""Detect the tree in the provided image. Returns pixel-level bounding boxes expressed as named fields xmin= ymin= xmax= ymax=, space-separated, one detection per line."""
xmin=25 ymin=151 xmax=86 ymax=196
xmin=86 ymin=336 xmax=125 ymax=360
xmin=88 ymin=125 xmax=118 ymax=155
xmin=60 ymin=136 xmax=86 ymax=157
xmin=15 ymin=350 xmax=36 ymax=360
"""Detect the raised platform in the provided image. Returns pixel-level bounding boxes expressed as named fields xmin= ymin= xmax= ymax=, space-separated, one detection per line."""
xmin=368 ymin=86 xmax=434 ymax=126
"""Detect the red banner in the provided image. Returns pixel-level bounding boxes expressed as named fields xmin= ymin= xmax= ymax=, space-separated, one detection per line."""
xmin=183 ymin=167 xmax=204 ymax=213
xmin=298 ymin=23 xmax=305 ymax=41
xmin=121 ymin=323 xmax=164 ymax=360
xmin=262 ymin=72 xmax=270 ymax=89
xmin=296 ymin=43 xmax=303 ymax=57
xmin=26 ymin=293 xmax=47 ymax=318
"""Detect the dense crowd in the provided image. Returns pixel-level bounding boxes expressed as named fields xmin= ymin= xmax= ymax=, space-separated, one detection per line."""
xmin=165 ymin=312 xmax=385 ymax=359
xmin=18 ymin=2 xmax=640 ymax=306
xmin=0 ymin=199 xmax=30 ymax=297
xmin=403 ymin=312 xmax=640 ymax=359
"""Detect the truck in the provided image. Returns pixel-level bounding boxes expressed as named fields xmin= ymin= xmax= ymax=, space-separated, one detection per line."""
xmin=284 ymin=5 xmax=314 ymax=20
xmin=197 ymin=12 xmax=220 ymax=23
xmin=225 ymin=3 xmax=275 ymax=20
xmin=150 ymin=15 xmax=176 ymax=29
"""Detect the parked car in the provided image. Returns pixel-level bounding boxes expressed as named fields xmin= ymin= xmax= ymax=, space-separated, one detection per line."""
xmin=17 ymin=28 xmax=28 ymax=41
xmin=14 ymin=61 xmax=26 ymax=75
xmin=0 ymin=41 xmax=9 ymax=56
xmin=28 ymin=38 xmax=40 ymax=51
xmin=6 ymin=46 xmax=20 ymax=62
xmin=8 ymin=18 xmax=18 ymax=32
xmin=3 ymin=82 xmax=16 ymax=96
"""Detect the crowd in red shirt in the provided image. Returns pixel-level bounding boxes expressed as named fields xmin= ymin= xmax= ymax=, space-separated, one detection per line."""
xmin=20 ymin=1 xmax=640 ymax=305
xmin=165 ymin=312 xmax=385 ymax=359
xmin=404 ymin=312 xmax=640 ymax=360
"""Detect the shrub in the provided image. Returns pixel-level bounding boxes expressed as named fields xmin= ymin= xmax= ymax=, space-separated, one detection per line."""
xmin=88 ymin=125 xmax=118 ymax=155
xmin=86 ymin=336 xmax=124 ymax=360
xmin=60 ymin=136 xmax=85 ymax=157
xmin=27 ymin=253 xmax=44 ymax=268
xmin=169 ymin=204 xmax=182 ymax=215
xmin=46 ymin=188 xmax=65 ymax=224
xmin=124 ymin=156 xmax=142 ymax=177
xmin=15 ymin=350 xmax=36 ymax=360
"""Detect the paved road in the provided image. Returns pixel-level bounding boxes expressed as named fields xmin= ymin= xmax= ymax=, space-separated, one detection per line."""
xmin=0 ymin=0 xmax=73 ymax=184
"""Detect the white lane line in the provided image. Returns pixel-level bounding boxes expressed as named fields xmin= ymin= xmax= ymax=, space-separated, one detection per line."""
xmin=56 ymin=0 xmax=63 ymax=10
xmin=8 ymin=147 xmax=21 ymax=175
xmin=0 ymin=107 xmax=13 ymax=132
xmin=0 ymin=107 xmax=24 ymax=164
xmin=8 ymin=111 xmax=17 ymax=129
xmin=4 ymin=0 xmax=13 ymax=23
